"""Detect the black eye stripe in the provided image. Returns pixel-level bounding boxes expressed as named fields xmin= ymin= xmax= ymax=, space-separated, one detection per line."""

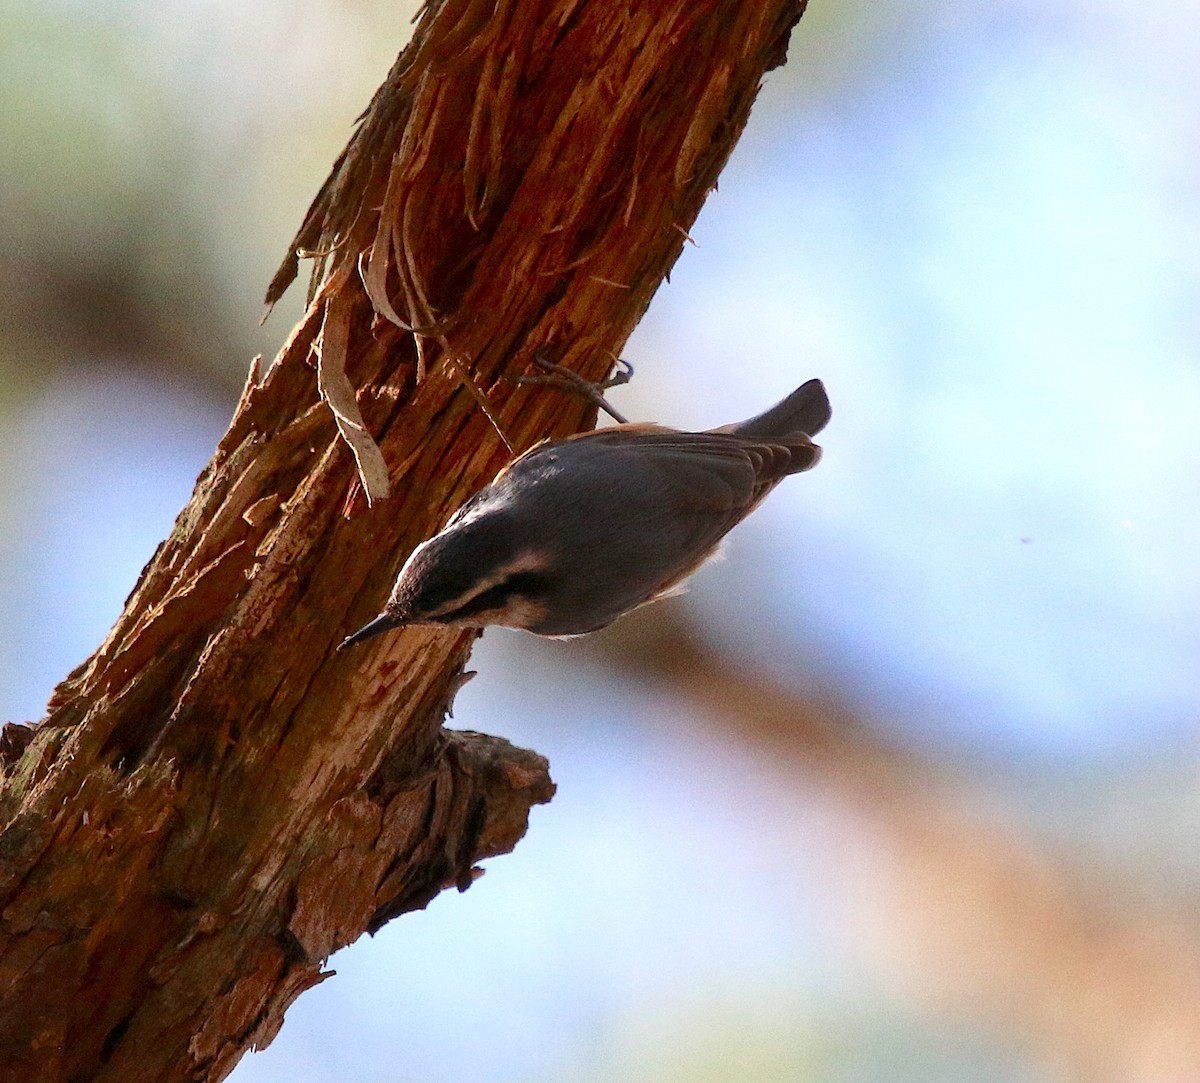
xmin=441 ymin=571 xmax=547 ymax=621
xmin=503 ymin=571 xmax=547 ymax=594
xmin=448 ymin=583 xmax=509 ymax=619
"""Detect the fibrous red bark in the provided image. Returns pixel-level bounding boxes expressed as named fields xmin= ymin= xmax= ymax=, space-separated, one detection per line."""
xmin=0 ymin=1 xmax=807 ymax=1079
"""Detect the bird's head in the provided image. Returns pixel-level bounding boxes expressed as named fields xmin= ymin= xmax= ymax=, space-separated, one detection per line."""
xmin=338 ymin=514 xmax=552 ymax=649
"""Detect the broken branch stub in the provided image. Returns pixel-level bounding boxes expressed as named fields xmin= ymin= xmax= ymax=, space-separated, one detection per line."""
xmin=0 ymin=1 xmax=809 ymax=1079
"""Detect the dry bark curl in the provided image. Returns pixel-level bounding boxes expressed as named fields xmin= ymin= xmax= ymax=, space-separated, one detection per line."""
xmin=0 ymin=0 xmax=807 ymax=1078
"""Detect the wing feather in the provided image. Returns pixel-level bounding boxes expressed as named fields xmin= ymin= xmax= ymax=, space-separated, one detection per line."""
xmin=470 ymin=425 xmax=822 ymax=634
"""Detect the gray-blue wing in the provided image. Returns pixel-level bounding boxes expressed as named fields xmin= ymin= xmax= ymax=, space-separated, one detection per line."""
xmin=496 ymin=428 xmax=819 ymax=632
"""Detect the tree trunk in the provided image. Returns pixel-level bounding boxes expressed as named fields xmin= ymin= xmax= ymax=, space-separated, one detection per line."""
xmin=0 ymin=0 xmax=807 ymax=1079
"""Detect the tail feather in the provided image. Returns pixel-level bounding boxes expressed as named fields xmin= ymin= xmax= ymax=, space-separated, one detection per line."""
xmin=721 ymin=378 xmax=831 ymax=440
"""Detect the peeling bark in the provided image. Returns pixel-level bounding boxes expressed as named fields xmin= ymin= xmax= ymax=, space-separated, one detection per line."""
xmin=0 ymin=0 xmax=808 ymax=1079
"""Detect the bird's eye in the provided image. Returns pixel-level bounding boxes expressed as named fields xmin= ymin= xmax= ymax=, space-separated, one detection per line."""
xmin=444 ymin=571 xmax=546 ymax=621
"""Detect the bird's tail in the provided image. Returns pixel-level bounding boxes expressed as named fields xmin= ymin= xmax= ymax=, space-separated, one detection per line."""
xmin=721 ymin=378 xmax=831 ymax=440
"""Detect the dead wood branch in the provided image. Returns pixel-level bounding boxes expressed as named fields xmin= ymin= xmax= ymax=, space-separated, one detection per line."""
xmin=0 ymin=0 xmax=809 ymax=1080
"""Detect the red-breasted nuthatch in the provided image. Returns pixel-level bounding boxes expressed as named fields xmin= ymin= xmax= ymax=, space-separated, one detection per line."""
xmin=339 ymin=378 xmax=830 ymax=647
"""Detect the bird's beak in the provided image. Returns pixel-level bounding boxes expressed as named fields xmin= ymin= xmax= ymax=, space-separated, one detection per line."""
xmin=337 ymin=613 xmax=403 ymax=651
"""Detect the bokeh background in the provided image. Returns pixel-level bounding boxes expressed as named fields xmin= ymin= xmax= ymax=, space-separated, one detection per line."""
xmin=4 ymin=0 xmax=1200 ymax=1079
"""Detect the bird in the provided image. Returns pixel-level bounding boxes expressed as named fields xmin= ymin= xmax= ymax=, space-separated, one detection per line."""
xmin=339 ymin=378 xmax=830 ymax=648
